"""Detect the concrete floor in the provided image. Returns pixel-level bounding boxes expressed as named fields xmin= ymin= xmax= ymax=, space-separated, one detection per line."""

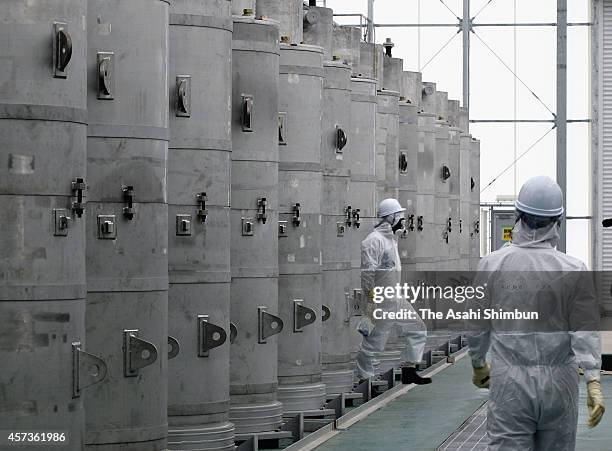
xmin=314 ymin=356 xmax=612 ymax=451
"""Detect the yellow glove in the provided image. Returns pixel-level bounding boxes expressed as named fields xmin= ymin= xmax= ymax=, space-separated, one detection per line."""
xmin=367 ymin=289 xmax=375 ymax=300
xmin=472 ymin=363 xmax=490 ymax=389
xmin=587 ymin=380 xmax=605 ymax=428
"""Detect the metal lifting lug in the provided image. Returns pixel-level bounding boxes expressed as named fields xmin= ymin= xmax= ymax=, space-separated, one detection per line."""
xmin=72 ymin=342 xmax=107 ymax=398
xmin=168 ymin=336 xmax=180 ymax=360
xmin=71 ymin=178 xmax=86 ymax=218
xmin=442 ymin=164 xmax=451 ymax=182
xmin=197 ymin=315 xmax=227 ymax=357
xmin=258 ymin=307 xmax=284 ymax=344
xmin=346 ymin=206 xmax=353 ymax=227
xmin=322 ymin=305 xmax=331 ymax=322
xmin=53 ymin=22 xmax=72 ymax=78
xmin=122 ymin=330 xmax=158 ymax=377
xmin=257 ymin=197 xmax=267 ymax=224
xmin=122 ymin=185 xmax=135 ymax=220
xmin=292 ymin=203 xmax=301 ymax=227
xmin=197 ymin=192 xmax=208 ymax=223
xmin=97 ymin=52 xmax=114 ymax=100
xmin=399 ymin=152 xmax=409 ymax=173
xmin=336 ymin=126 xmax=348 ymax=152
xmin=176 ymin=75 xmax=191 ymax=117
xmin=417 ymin=215 xmax=424 ymax=231
xmin=242 ymin=94 xmax=254 ymax=132
xmin=471 ymin=177 xmax=475 ymax=192
xmin=229 ymin=323 xmax=238 ymax=344
xmin=293 ymin=300 xmax=316 ymax=332
xmin=352 ymin=209 xmax=361 ymax=228
xmin=408 ymin=214 xmax=415 ymax=231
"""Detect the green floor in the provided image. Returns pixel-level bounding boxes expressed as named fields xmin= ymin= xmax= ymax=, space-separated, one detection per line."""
xmin=315 ymin=357 xmax=612 ymax=451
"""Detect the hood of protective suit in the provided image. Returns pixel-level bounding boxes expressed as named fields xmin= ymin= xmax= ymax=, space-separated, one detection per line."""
xmin=511 ymin=219 xmax=560 ymax=249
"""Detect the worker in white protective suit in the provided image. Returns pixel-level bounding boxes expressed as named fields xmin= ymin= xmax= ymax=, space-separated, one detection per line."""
xmin=356 ymin=198 xmax=430 ymax=385
xmin=468 ymin=176 xmax=605 ymax=450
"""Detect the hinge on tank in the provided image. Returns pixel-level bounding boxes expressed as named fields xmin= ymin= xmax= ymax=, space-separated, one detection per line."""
xmin=459 ymin=219 xmax=463 ymax=234
xmin=97 ymin=52 xmax=114 ymax=100
xmin=72 ymin=342 xmax=107 ymax=398
xmin=442 ymin=164 xmax=451 ymax=182
xmin=53 ymin=22 xmax=72 ymax=79
xmin=197 ymin=315 xmax=227 ymax=357
xmin=417 ymin=215 xmax=424 ymax=231
xmin=176 ymin=75 xmax=191 ymax=117
xmin=336 ymin=126 xmax=348 ymax=153
xmin=168 ymin=336 xmax=180 ymax=360
xmin=278 ymin=220 xmax=288 ymax=237
xmin=197 ymin=193 xmax=208 ymax=223
xmin=176 ymin=214 xmax=192 ymax=236
xmin=242 ymin=94 xmax=254 ymax=132
xmin=71 ymin=178 xmax=86 ymax=218
xmin=122 ymin=330 xmax=158 ymax=378
xmin=258 ymin=307 xmax=283 ymax=344
xmin=474 ymin=220 xmax=480 ymax=235
xmin=322 ymin=305 xmax=331 ymax=322
xmin=54 ymin=209 xmax=71 ymax=237
xmin=399 ymin=152 xmax=409 ymax=173
xmin=352 ymin=208 xmax=361 ymax=228
xmin=345 ymin=206 xmax=353 ymax=227
xmin=407 ymin=214 xmax=415 ymax=232
xmin=122 ymin=185 xmax=135 ymax=220
xmin=292 ymin=203 xmax=301 ymax=227
xmin=447 ymin=217 xmax=452 ymax=234
xmin=293 ymin=300 xmax=316 ymax=333
xmin=257 ymin=197 xmax=267 ymax=224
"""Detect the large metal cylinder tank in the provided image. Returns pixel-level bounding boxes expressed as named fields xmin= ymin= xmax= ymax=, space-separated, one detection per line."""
xmin=85 ymin=1 xmax=169 ymax=449
xmin=383 ymin=51 xmax=403 ymax=93
xmin=446 ymin=100 xmax=462 ymax=271
xmin=320 ymin=61 xmax=354 ymax=396
xmin=348 ymin=75 xmax=378 ymax=359
xmin=303 ymin=4 xmax=334 ymax=61
xmin=358 ymin=42 xmax=384 ymax=86
xmin=402 ymin=71 xmax=423 ymax=106
xmin=332 ymin=25 xmax=362 ymax=75
xmin=376 ymin=90 xmax=400 ymax=202
xmin=470 ymin=138 xmax=481 ymax=270
xmin=166 ymin=1 xmax=234 ymax=449
xmin=432 ymin=90 xmax=451 ymax=270
xmin=257 ymin=0 xmax=303 ymax=44
xmin=458 ymin=108 xmax=471 ymax=270
xmin=412 ymin=76 xmax=437 ymax=271
xmin=277 ymin=43 xmax=326 ymax=413
xmin=0 ymin=3 xmax=101 ymax=448
xmin=229 ymin=12 xmax=284 ymax=435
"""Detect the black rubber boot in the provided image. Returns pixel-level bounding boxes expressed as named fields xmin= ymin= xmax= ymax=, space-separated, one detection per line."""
xmin=402 ymin=366 xmax=432 ymax=385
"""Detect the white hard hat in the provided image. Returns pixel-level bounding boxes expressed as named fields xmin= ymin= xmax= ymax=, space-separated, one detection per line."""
xmin=515 ymin=176 xmax=564 ymax=217
xmin=377 ymin=198 xmax=406 ymax=218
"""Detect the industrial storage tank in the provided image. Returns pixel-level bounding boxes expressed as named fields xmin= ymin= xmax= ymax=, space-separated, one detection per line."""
xmin=358 ymin=42 xmax=384 ymax=87
xmin=257 ymin=0 xmax=303 ymax=44
xmin=332 ymin=25 xmax=362 ymax=75
xmin=85 ymin=1 xmax=169 ymax=449
xmin=277 ymin=40 xmax=326 ymax=412
xmin=459 ymin=109 xmax=472 ymax=270
xmin=470 ymin=138 xmax=481 ymax=270
xmin=376 ymin=89 xmax=401 ymax=202
xmin=447 ymin=100 xmax=462 ymax=271
xmin=432 ymin=90 xmax=451 ymax=270
xmin=167 ymin=1 xmax=234 ymax=449
xmin=0 ymin=3 xmax=103 ymax=448
xmin=229 ymin=10 xmax=284 ymax=435
xmin=303 ymin=2 xmax=334 ymax=62
xmin=412 ymin=75 xmax=437 ymax=271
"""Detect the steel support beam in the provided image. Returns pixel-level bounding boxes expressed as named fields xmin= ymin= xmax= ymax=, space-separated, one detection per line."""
xmin=557 ymin=0 xmax=568 ymax=252
xmin=367 ymin=0 xmax=375 ymax=43
xmin=463 ymin=0 xmax=471 ymax=113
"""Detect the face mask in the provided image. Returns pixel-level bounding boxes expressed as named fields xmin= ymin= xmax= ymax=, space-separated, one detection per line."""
xmin=392 ymin=216 xmax=405 ymax=233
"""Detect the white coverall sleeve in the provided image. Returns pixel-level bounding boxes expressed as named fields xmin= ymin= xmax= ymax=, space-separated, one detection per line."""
xmin=361 ymin=235 xmax=382 ymax=296
xmin=569 ymin=265 xmax=602 ymax=382
xmin=467 ymin=261 xmax=492 ymax=368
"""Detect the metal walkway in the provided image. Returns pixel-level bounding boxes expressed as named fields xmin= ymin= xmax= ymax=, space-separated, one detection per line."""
xmin=313 ymin=356 xmax=612 ymax=451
